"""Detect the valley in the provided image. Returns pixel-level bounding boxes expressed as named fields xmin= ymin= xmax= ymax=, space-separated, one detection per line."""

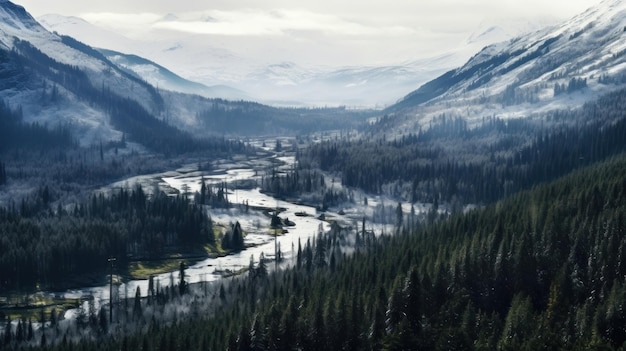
xmin=1 ymin=0 xmax=626 ymax=349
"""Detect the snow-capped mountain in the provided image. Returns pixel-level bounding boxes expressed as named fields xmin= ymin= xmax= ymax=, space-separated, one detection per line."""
xmin=387 ymin=0 xmax=626 ymax=132
xmin=38 ymin=14 xmax=259 ymax=98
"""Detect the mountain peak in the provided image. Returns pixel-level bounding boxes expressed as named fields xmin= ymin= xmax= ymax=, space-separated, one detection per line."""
xmin=0 ymin=0 xmax=38 ymax=28
xmin=0 ymin=0 xmax=33 ymax=17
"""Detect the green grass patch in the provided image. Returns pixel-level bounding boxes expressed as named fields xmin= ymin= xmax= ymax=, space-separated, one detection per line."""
xmin=128 ymin=259 xmax=192 ymax=280
xmin=268 ymin=227 xmax=286 ymax=235
xmin=0 ymin=293 xmax=81 ymax=321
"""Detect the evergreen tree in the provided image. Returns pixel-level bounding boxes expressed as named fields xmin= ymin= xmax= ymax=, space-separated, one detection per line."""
xmin=134 ymin=286 xmax=142 ymax=319
xmin=0 ymin=161 xmax=6 ymax=185
xmin=179 ymin=262 xmax=187 ymax=296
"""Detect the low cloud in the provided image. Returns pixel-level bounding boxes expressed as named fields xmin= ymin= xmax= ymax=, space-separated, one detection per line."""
xmin=81 ymin=12 xmax=162 ymax=27
xmin=143 ymin=9 xmax=415 ymax=37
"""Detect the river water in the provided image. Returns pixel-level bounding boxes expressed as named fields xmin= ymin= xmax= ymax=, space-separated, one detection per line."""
xmin=54 ymin=149 xmax=337 ymax=319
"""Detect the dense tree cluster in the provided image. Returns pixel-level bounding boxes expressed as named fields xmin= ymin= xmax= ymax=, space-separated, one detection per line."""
xmin=0 ymin=161 xmax=5 ymax=186
xmin=258 ymin=166 xmax=352 ymax=210
xmin=14 ymin=152 xmax=626 ymax=350
xmin=0 ymin=99 xmax=74 ymax=153
xmin=498 ymin=83 xmax=544 ymax=106
xmin=197 ymin=101 xmax=373 ymax=136
xmin=221 ymin=221 xmax=245 ymax=251
xmin=0 ymin=185 xmax=214 ymax=291
xmin=300 ymin=88 xmax=626 ymax=206
xmin=195 ymin=179 xmax=231 ymax=208
xmin=554 ymin=77 xmax=587 ymax=95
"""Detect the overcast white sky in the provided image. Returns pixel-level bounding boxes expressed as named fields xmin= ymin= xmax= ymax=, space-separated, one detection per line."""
xmin=13 ymin=0 xmax=603 ymax=66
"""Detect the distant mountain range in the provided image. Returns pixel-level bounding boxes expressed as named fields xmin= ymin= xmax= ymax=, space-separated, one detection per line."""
xmin=38 ymin=13 xmax=553 ymax=108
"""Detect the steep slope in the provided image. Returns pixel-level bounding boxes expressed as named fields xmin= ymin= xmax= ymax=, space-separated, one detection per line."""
xmin=0 ymin=0 xmax=167 ymax=145
xmin=387 ymin=0 xmax=626 ymax=132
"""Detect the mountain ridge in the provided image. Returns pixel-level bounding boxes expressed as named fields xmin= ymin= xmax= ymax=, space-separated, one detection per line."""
xmin=384 ymin=0 xmax=626 ymax=133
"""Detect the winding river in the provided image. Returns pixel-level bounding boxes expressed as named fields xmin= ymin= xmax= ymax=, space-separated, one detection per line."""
xmin=53 ymin=147 xmax=336 ymax=319
xmin=42 ymin=141 xmax=412 ymax=320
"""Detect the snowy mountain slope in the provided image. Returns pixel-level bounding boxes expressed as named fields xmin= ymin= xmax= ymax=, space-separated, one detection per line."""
xmin=387 ymin=0 xmax=626 ymax=132
xmin=0 ymin=2 xmax=158 ymax=108
xmin=0 ymin=0 xmax=261 ymax=147
xmin=39 ymin=13 xmax=434 ymax=107
xmin=0 ymin=1 xmax=170 ymax=144
xmin=239 ymin=60 xmax=455 ymax=107
xmin=38 ymin=14 xmax=256 ymax=96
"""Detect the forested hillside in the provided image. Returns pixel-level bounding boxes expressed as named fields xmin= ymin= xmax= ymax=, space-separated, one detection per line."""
xmin=196 ymin=102 xmax=373 ymax=136
xmin=8 ymin=40 xmax=238 ymax=156
xmin=15 ymin=150 xmax=626 ymax=350
xmin=298 ymin=88 xmax=626 ymax=205
xmin=0 ymin=99 xmax=74 ymax=153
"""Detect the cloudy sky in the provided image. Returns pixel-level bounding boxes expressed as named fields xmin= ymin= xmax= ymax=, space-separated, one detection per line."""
xmin=13 ymin=0 xmax=601 ymax=67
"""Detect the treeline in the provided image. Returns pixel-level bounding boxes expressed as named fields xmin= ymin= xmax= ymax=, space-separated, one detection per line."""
xmin=0 ymin=161 xmax=5 ymax=186
xmin=0 ymin=185 xmax=213 ymax=291
xmin=23 ymin=144 xmax=626 ymax=350
xmin=553 ymin=77 xmax=587 ymax=96
xmin=258 ymin=167 xmax=352 ymax=210
xmin=197 ymin=100 xmax=373 ymax=136
xmin=300 ymin=88 xmax=626 ymax=206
